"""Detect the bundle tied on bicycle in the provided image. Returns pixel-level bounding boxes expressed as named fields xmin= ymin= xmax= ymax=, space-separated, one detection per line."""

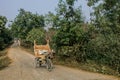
xmin=34 ymin=39 xmax=54 ymax=71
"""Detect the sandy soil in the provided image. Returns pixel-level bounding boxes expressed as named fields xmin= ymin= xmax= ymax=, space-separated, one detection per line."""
xmin=0 ymin=47 xmax=119 ymax=80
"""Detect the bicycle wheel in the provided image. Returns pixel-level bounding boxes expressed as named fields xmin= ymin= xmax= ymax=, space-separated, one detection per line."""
xmin=34 ymin=58 xmax=39 ymax=68
xmin=46 ymin=58 xmax=52 ymax=71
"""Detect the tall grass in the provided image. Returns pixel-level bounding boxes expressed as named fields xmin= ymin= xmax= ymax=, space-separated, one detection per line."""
xmin=0 ymin=50 xmax=11 ymax=69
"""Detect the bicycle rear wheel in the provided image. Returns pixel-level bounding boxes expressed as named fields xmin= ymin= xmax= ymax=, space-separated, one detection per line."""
xmin=46 ymin=58 xmax=52 ymax=71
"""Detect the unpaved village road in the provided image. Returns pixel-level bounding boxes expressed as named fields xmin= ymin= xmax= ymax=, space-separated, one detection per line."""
xmin=0 ymin=47 xmax=119 ymax=80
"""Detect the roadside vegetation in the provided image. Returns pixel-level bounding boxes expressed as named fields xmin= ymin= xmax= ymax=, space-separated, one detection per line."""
xmin=0 ymin=0 xmax=119 ymax=76
xmin=0 ymin=16 xmax=12 ymax=69
xmin=0 ymin=50 xmax=11 ymax=69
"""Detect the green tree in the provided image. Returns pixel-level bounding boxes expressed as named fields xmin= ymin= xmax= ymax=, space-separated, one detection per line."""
xmin=26 ymin=28 xmax=46 ymax=44
xmin=49 ymin=0 xmax=89 ymax=63
xmin=45 ymin=12 xmax=60 ymax=29
xmin=87 ymin=0 xmax=120 ymax=74
xmin=0 ymin=16 xmax=12 ymax=50
xmin=87 ymin=0 xmax=120 ymax=34
xmin=54 ymin=0 xmax=84 ymax=47
xmin=10 ymin=9 xmax=45 ymax=39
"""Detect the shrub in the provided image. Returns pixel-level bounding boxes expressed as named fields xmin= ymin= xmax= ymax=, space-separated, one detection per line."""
xmin=0 ymin=56 xmax=11 ymax=69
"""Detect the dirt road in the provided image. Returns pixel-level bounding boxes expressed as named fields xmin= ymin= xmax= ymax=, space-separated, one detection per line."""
xmin=0 ymin=47 xmax=119 ymax=80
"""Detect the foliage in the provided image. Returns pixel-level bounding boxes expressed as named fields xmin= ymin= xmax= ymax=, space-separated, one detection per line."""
xmin=57 ymin=44 xmax=86 ymax=62
xmin=0 ymin=56 xmax=11 ymax=69
xmin=54 ymin=0 xmax=84 ymax=47
xmin=0 ymin=16 xmax=7 ymax=27
xmin=0 ymin=16 xmax=11 ymax=69
xmin=86 ymin=0 xmax=120 ymax=74
xmin=0 ymin=16 xmax=12 ymax=50
xmin=10 ymin=9 xmax=45 ymax=39
xmin=45 ymin=12 xmax=60 ymax=29
xmin=26 ymin=28 xmax=46 ymax=44
xmin=87 ymin=0 xmax=120 ymax=34
xmin=47 ymin=0 xmax=120 ymax=75
xmin=48 ymin=0 xmax=89 ymax=64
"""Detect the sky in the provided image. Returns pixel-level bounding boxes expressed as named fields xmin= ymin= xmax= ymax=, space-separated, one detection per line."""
xmin=0 ymin=0 xmax=91 ymax=23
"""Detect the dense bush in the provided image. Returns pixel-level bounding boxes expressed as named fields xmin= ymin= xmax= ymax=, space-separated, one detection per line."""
xmin=0 ymin=56 xmax=11 ymax=69
xmin=57 ymin=44 xmax=86 ymax=62
xmin=0 ymin=49 xmax=11 ymax=69
xmin=85 ymin=34 xmax=120 ymax=73
xmin=0 ymin=16 xmax=12 ymax=50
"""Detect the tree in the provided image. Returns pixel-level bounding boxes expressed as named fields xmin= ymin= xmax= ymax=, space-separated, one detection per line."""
xmin=10 ymin=9 xmax=45 ymax=39
xmin=87 ymin=0 xmax=120 ymax=34
xmin=26 ymin=28 xmax=46 ymax=44
xmin=0 ymin=16 xmax=12 ymax=50
xmin=87 ymin=0 xmax=120 ymax=73
xmin=54 ymin=0 xmax=84 ymax=48
xmin=45 ymin=12 xmax=60 ymax=29
xmin=47 ymin=0 xmax=89 ymax=63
